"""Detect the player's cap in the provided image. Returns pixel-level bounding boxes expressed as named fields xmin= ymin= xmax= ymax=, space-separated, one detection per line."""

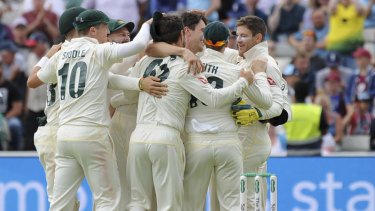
xmin=203 ymin=21 xmax=230 ymax=47
xmin=74 ymin=9 xmax=110 ymax=31
xmin=12 ymin=16 xmax=27 ymax=28
xmin=353 ymin=47 xmax=371 ymax=59
xmin=326 ymin=51 xmax=341 ymax=67
xmin=25 ymin=31 xmax=49 ymax=47
xmin=108 ymin=19 xmax=134 ymax=33
xmin=59 ymin=7 xmax=86 ymax=35
xmin=282 ymin=64 xmax=300 ymax=76
xmin=325 ymin=71 xmax=341 ymax=82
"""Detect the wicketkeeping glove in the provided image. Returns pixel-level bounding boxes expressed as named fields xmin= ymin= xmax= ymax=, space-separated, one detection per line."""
xmin=231 ymin=98 xmax=263 ymax=126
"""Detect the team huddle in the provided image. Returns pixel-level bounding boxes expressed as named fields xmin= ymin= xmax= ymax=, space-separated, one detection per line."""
xmin=27 ymin=6 xmax=290 ymax=211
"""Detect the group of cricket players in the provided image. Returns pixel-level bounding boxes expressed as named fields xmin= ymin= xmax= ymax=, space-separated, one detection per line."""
xmin=27 ymin=5 xmax=291 ymax=211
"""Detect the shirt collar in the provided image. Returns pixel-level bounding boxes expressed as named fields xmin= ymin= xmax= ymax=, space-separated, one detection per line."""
xmin=71 ymin=37 xmax=99 ymax=44
xmin=243 ymin=41 xmax=269 ymax=61
xmin=203 ymin=48 xmax=226 ymax=59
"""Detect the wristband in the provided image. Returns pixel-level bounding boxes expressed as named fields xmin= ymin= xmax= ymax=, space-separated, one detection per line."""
xmin=139 ymin=78 xmax=144 ymax=90
xmin=35 ymin=56 xmax=49 ymax=68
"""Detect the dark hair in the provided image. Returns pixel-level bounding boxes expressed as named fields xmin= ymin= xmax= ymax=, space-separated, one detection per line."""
xmin=153 ymin=15 xmax=183 ymax=44
xmin=236 ymin=15 xmax=266 ymax=41
xmin=294 ymin=81 xmax=310 ymax=102
xmin=181 ymin=12 xmax=208 ymax=30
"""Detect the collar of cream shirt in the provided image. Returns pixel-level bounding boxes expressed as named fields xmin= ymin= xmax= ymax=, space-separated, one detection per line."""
xmin=70 ymin=36 xmax=99 ymax=44
xmin=242 ymin=41 xmax=269 ymax=61
xmin=203 ymin=48 xmax=227 ymax=59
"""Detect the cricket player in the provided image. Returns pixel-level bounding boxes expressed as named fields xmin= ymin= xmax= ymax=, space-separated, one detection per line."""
xmin=233 ymin=15 xmax=291 ymax=210
xmin=27 ymin=9 xmax=158 ymax=210
xmin=125 ymin=12 xmax=254 ymax=211
xmin=33 ymin=7 xmax=86 ymax=210
xmin=183 ymin=21 xmax=271 ymax=211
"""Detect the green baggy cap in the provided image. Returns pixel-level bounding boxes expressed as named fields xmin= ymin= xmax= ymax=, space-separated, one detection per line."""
xmin=108 ymin=19 xmax=134 ymax=33
xmin=75 ymin=9 xmax=110 ymax=31
xmin=203 ymin=21 xmax=230 ymax=47
xmin=59 ymin=7 xmax=86 ymax=35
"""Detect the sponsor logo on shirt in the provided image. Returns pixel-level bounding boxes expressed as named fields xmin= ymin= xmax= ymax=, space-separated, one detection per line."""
xmin=199 ymin=77 xmax=208 ymax=84
xmin=267 ymin=77 xmax=276 ymax=86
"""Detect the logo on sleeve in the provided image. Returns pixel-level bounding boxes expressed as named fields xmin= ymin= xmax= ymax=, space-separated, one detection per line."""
xmin=199 ymin=77 xmax=208 ymax=84
xmin=267 ymin=77 xmax=276 ymax=86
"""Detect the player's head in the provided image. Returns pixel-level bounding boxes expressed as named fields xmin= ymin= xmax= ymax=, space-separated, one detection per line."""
xmin=108 ymin=19 xmax=134 ymax=43
xmin=59 ymin=7 xmax=86 ymax=40
xmin=75 ymin=9 xmax=110 ymax=44
xmin=203 ymin=21 xmax=230 ymax=52
xmin=150 ymin=12 xmax=184 ymax=46
xmin=235 ymin=15 xmax=266 ymax=57
xmin=181 ymin=11 xmax=207 ymax=54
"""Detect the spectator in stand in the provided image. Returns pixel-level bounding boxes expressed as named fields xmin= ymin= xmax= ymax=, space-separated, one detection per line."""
xmin=22 ymin=0 xmax=66 ymax=17
xmin=0 ymin=3 xmax=13 ymax=50
xmin=224 ymin=0 xmax=268 ymax=29
xmin=23 ymin=32 xmax=50 ymax=151
xmin=361 ymin=0 xmax=375 ymax=28
xmin=257 ymin=0 xmax=279 ymax=16
xmin=268 ymin=0 xmax=305 ymax=42
xmin=290 ymin=29 xmax=327 ymax=72
xmin=323 ymin=71 xmax=347 ymax=117
xmin=11 ymin=17 xmax=31 ymax=61
xmin=347 ymin=93 xmax=373 ymax=134
xmin=282 ymin=64 xmax=301 ymax=102
xmin=0 ymin=63 xmax=23 ymax=150
xmin=302 ymin=0 xmax=330 ymax=29
xmin=343 ymin=48 xmax=375 ymax=126
xmin=314 ymin=91 xmax=344 ymax=145
xmin=244 ymin=0 xmax=268 ymax=24
xmin=22 ymin=0 xmax=59 ymax=43
xmin=187 ymin=0 xmax=221 ymax=21
xmin=316 ymin=51 xmax=353 ymax=91
xmin=345 ymin=48 xmax=375 ymax=104
xmin=327 ymin=0 xmax=366 ymax=69
xmin=0 ymin=42 xmax=27 ymax=99
xmin=289 ymin=9 xmax=330 ymax=59
xmin=12 ymin=17 xmax=28 ymax=48
xmin=218 ymin=0 xmax=236 ymax=21
xmin=291 ymin=52 xmax=316 ymax=96
xmin=284 ymin=81 xmax=329 ymax=156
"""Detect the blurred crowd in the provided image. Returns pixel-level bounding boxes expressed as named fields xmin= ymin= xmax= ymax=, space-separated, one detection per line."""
xmin=0 ymin=0 xmax=375 ymax=153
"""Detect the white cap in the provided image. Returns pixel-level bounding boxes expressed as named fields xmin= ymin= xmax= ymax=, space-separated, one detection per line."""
xmin=12 ymin=17 xmax=28 ymax=28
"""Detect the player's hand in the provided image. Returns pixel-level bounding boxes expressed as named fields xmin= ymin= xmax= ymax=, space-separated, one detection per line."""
xmin=184 ymin=49 xmax=205 ymax=75
xmin=250 ymin=57 xmax=268 ymax=74
xmin=231 ymin=98 xmax=263 ymax=126
xmin=45 ymin=43 xmax=62 ymax=58
xmin=239 ymin=68 xmax=254 ymax=84
xmin=142 ymin=76 xmax=168 ymax=98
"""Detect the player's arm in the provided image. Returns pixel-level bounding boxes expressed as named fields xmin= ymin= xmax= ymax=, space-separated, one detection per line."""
xmin=179 ymin=66 xmax=253 ymax=108
xmin=257 ymin=66 xmax=284 ymax=120
xmin=145 ymin=41 xmax=204 ymax=75
xmin=116 ymin=21 xmax=152 ymax=59
xmin=27 ymin=43 xmax=62 ymax=88
xmin=242 ymin=58 xmax=273 ymax=109
xmin=108 ymin=72 xmax=168 ymax=98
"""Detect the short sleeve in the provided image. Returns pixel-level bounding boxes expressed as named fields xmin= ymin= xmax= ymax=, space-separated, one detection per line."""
xmin=37 ymin=56 xmax=58 ymax=83
xmin=95 ymin=42 xmax=122 ymax=70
